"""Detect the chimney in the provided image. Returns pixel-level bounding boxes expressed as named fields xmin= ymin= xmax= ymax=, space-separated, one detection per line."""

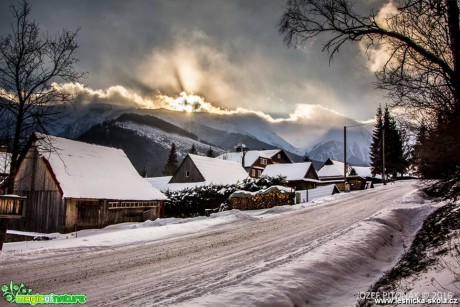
xmin=235 ymin=143 xmax=248 ymax=153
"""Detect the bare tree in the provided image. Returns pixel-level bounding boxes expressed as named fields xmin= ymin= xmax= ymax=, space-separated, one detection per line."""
xmin=0 ymin=0 xmax=85 ymax=250
xmin=280 ymin=0 xmax=459 ymax=118
xmin=280 ymin=0 xmax=460 ymax=195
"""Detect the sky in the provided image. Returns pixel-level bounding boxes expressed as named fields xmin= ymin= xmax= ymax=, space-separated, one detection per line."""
xmin=0 ymin=0 xmax=391 ymax=122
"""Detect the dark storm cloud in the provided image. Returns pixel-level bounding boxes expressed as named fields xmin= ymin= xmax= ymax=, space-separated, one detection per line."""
xmin=0 ymin=0 xmax=390 ymax=121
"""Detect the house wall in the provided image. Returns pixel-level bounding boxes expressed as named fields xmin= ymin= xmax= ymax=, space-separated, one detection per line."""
xmin=68 ymin=199 xmax=165 ymax=232
xmin=249 ymin=158 xmax=272 ymax=178
xmin=11 ymin=147 xmax=66 ymax=233
xmin=305 ymin=166 xmax=320 ymax=181
xmin=169 ymin=156 xmax=205 ymax=183
xmin=248 ymin=151 xmax=292 ymax=178
xmin=271 ymin=151 xmax=292 ymax=164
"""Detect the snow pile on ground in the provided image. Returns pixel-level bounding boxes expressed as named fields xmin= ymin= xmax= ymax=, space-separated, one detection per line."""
xmin=362 ymin=199 xmax=460 ymax=306
xmin=3 ymin=188 xmax=359 ymax=256
xmin=2 ymin=210 xmax=259 ymax=258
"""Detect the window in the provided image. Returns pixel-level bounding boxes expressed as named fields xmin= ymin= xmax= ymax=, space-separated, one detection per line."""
xmin=257 ymin=170 xmax=262 ymax=177
xmin=260 ymin=158 xmax=267 ymax=165
xmin=108 ymin=201 xmax=159 ymax=209
xmin=185 ymin=170 xmax=190 ymax=177
xmin=251 ymin=169 xmax=256 ymax=177
xmin=277 ymin=153 xmax=281 ymax=159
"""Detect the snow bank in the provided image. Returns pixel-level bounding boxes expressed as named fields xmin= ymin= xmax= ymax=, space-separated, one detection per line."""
xmin=2 ymin=210 xmax=257 ymax=257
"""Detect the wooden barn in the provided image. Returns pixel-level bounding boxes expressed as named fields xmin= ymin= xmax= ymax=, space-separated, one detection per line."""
xmin=217 ymin=146 xmax=292 ymax=178
xmin=261 ymin=162 xmax=321 ymax=190
xmin=168 ymin=154 xmax=248 ymax=187
xmin=10 ymin=133 xmax=167 ymax=233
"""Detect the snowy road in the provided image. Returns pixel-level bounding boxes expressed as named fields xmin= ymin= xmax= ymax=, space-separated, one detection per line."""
xmin=0 ymin=181 xmax=430 ymax=306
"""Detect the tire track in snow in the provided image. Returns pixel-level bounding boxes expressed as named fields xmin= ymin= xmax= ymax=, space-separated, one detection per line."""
xmin=0 ymin=182 xmax=415 ymax=306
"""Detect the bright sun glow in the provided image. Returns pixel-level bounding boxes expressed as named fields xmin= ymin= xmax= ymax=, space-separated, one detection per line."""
xmin=156 ymin=91 xmax=228 ymax=114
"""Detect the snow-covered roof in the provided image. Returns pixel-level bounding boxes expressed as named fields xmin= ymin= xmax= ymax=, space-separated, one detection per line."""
xmin=0 ymin=151 xmax=11 ymax=174
xmin=217 ymin=149 xmax=282 ymax=168
xmin=34 ymin=133 xmax=167 ymax=200
xmin=352 ymin=166 xmax=382 ymax=179
xmin=261 ymin=162 xmax=315 ymax=181
xmin=145 ymin=176 xmax=207 ymax=192
xmin=145 ymin=176 xmax=172 ymax=192
xmin=189 ymin=154 xmax=248 ymax=185
xmin=317 ymin=159 xmax=351 ymax=179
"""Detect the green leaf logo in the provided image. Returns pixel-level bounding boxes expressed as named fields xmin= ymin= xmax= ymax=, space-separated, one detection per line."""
xmin=1 ymin=281 xmax=32 ymax=304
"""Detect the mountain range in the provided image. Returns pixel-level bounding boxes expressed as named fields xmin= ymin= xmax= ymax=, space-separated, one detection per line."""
xmin=39 ymin=100 xmax=372 ymax=176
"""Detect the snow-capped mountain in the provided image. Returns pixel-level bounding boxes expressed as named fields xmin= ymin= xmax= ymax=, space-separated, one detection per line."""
xmin=308 ymin=127 xmax=372 ymax=166
xmin=137 ymin=108 xmax=300 ymax=154
xmin=38 ymin=100 xmax=372 ymax=169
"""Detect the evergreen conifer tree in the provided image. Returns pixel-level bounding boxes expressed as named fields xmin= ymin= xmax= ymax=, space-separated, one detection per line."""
xmin=383 ymin=107 xmax=407 ymax=178
xmin=369 ymin=105 xmax=383 ymax=176
xmin=303 ymin=151 xmax=312 ymax=162
xmin=206 ymin=146 xmax=215 ymax=157
xmin=189 ymin=143 xmax=197 ymax=155
xmin=370 ymin=105 xmax=407 ymax=178
xmin=163 ymin=143 xmax=179 ymax=175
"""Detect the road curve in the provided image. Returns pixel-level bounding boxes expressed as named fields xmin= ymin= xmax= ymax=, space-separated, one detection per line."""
xmin=0 ymin=181 xmax=416 ymax=306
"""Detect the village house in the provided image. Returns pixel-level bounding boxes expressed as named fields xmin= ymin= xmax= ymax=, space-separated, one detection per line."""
xmin=217 ymin=145 xmax=292 ymax=178
xmin=317 ymin=158 xmax=367 ymax=191
xmin=352 ymin=166 xmax=382 ymax=184
xmin=10 ymin=133 xmax=167 ymax=233
xmin=161 ymin=154 xmax=248 ymax=190
xmin=261 ymin=162 xmax=321 ymax=190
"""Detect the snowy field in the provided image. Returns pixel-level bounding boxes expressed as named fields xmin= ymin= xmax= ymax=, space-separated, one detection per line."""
xmin=0 ymin=180 xmax=441 ymax=306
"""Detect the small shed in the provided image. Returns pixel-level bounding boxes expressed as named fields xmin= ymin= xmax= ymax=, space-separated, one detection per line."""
xmin=352 ymin=166 xmax=382 ymax=184
xmin=317 ymin=158 xmax=352 ymax=182
xmin=261 ymin=162 xmax=321 ymax=190
xmin=11 ymin=133 xmax=167 ymax=233
xmin=317 ymin=158 xmax=368 ymax=191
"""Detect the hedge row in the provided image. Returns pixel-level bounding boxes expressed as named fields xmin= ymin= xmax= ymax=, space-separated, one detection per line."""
xmin=164 ymin=176 xmax=287 ymax=218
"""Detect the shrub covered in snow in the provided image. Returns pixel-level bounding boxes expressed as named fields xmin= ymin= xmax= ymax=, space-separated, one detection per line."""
xmin=164 ymin=176 xmax=287 ymax=217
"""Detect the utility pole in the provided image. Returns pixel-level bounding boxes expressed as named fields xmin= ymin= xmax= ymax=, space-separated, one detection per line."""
xmin=343 ymin=122 xmax=373 ymax=192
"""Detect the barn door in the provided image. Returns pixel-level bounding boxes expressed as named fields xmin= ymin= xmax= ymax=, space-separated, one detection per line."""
xmin=76 ymin=200 xmax=100 ymax=229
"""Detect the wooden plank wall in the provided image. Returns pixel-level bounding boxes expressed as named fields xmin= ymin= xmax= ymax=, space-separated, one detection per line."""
xmin=169 ymin=156 xmax=205 ymax=183
xmin=10 ymin=147 xmax=66 ymax=233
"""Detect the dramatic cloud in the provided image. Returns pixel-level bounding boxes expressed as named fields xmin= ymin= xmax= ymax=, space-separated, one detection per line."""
xmin=359 ymin=1 xmax=398 ymax=72
xmin=47 ymin=82 xmax=358 ymax=133
xmin=0 ymin=0 xmax=393 ymax=121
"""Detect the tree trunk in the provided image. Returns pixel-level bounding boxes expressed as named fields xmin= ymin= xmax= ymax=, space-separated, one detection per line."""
xmin=1 ymin=99 xmax=25 ymax=251
xmin=0 ymin=219 xmax=8 ymax=251
xmin=447 ymin=0 xmax=460 ymax=118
